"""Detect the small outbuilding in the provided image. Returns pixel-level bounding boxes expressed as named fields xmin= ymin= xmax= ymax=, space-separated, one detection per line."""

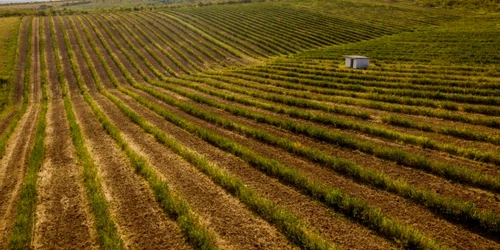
xmin=344 ymin=55 xmax=370 ymax=69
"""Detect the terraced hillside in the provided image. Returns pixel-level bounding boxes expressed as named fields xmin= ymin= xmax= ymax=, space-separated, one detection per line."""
xmin=0 ymin=1 xmax=499 ymax=249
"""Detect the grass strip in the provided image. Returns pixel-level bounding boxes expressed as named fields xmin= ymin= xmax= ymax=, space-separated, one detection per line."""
xmin=160 ymin=11 xmax=254 ymax=60
xmin=73 ymin=14 xmax=338 ymax=250
xmin=67 ymin=15 xmax=220 ymax=250
xmin=383 ymin=115 xmax=500 ymax=145
xmin=106 ymin=13 xmax=192 ymax=74
xmin=0 ymin=17 xmax=30 ymax=160
xmin=142 ymin=12 xmax=227 ymax=66
xmin=117 ymin=13 xmax=203 ymax=72
xmin=50 ymin=16 xmax=124 ymax=250
xmin=7 ymin=17 xmax=47 ymax=250
xmin=191 ymin=73 xmax=372 ymax=119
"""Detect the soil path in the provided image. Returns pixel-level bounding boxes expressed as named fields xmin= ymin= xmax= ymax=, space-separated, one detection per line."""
xmin=12 ymin=17 xmax=30 ymax=104
xmin=0 ymin=17 xmax=41 ymax=249
xmin=33 ymin=16 xmax=95 ymax=250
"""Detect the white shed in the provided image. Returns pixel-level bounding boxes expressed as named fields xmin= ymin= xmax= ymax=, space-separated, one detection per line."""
xmin=344 ymin=55 xmax=370 ymax=69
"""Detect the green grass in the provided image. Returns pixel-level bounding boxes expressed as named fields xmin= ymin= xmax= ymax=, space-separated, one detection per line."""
xmin=0 ymin=16 xmax=28 ymax=160
xmin=0 ymin=16 xmax=20 ymax=111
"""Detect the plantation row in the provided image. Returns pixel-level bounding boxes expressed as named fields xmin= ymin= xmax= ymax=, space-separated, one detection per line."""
xmin=0 ymin=4 xmax=499 ymax=250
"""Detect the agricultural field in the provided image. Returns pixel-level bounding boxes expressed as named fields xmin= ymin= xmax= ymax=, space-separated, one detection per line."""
xmin=0 ymin=0 xmax=499 ymax=249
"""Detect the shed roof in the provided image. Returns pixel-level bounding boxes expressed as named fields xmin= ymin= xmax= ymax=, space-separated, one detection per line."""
xmin=344 ymin=55 xmax=369 ymax=59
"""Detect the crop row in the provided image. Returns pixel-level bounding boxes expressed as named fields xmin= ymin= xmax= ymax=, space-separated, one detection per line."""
xmin=71 ymin=13 xmax=454 ymax=248
xmin=62 ymin=15 xmax=221 ymax=249
xmin=265 ymin=63 xmax=500 ymax=95
xmin=68 ymin=13 xmax=500 ymax=239
xmin=236 ymin=67 xmax=500 ymax=107
xmin=48 ymin=16 xmax=124 ymax=249
xmin=208 ymin=70 xmax=500 ymax=128
xmin=114 ymin=13 xmax=203 ymax=72
xmin=233 ymin=66 xmax=500 ymax=117
xmin=142 ymin=12 xmax=230 ymax=65
xmin=0 ymin=17 xmax=29 ymax=159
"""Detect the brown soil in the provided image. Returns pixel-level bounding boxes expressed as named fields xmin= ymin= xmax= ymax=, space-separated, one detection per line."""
xmin=88 ymin=88 xmax=299 ymax=249
xmin=100 ymin=14 xmax=181 ymax=77
xmin=0 ymin=17 xmax=41 ymax=249
xmin=179 ymin=74 xmax=500 ymax=178
xmin=0 ymin=109 xmax=17 ymax=136
xmin=70 ymin=16 xmax=126 ymax=90
xmin=33 ymin=16 xmax=95 ymax=250
xmin=80 ymin=15 xmax=145 ymax=85
xmin=12 ymin=17 xmax=30 ymax=104
xmin=149 ymin=12 xmax=241 ymax=63
xmin=166 ymin=11 xmax=266 ymax=59
xmin=120 ymin=83 xmax=500 ymax=249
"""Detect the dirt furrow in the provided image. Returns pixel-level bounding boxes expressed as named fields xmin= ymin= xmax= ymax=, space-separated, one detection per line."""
xmin=0 ymin=17 xmax=41 ymax=249
xmin=11 ymin=17 xmax=30 ymax=104
xmin=121 ymin=83 xmax=500 ymax=249
xmin=80 ymin=15 xmax=144 ymax=85
xmin=70 ymin=16 xmax=125 ymax=90
xmin=104 ymin=86 xmax=394 ymax=249
xmin=33 ymin=16 xmax=95 ymax=250
xmin=149 ymin=12 xmax=236 ymax=63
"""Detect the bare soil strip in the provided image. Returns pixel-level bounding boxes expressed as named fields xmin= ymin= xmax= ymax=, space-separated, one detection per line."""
xmin=88 ymin=15 xmax=157 ymax=81
xmin=0 ymin=17 xmax=40 ymax=249
xmin=33 ymin=16 xmax=95 ymax=250
xmin=11 ymin=17 xmax=30 ymax=105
